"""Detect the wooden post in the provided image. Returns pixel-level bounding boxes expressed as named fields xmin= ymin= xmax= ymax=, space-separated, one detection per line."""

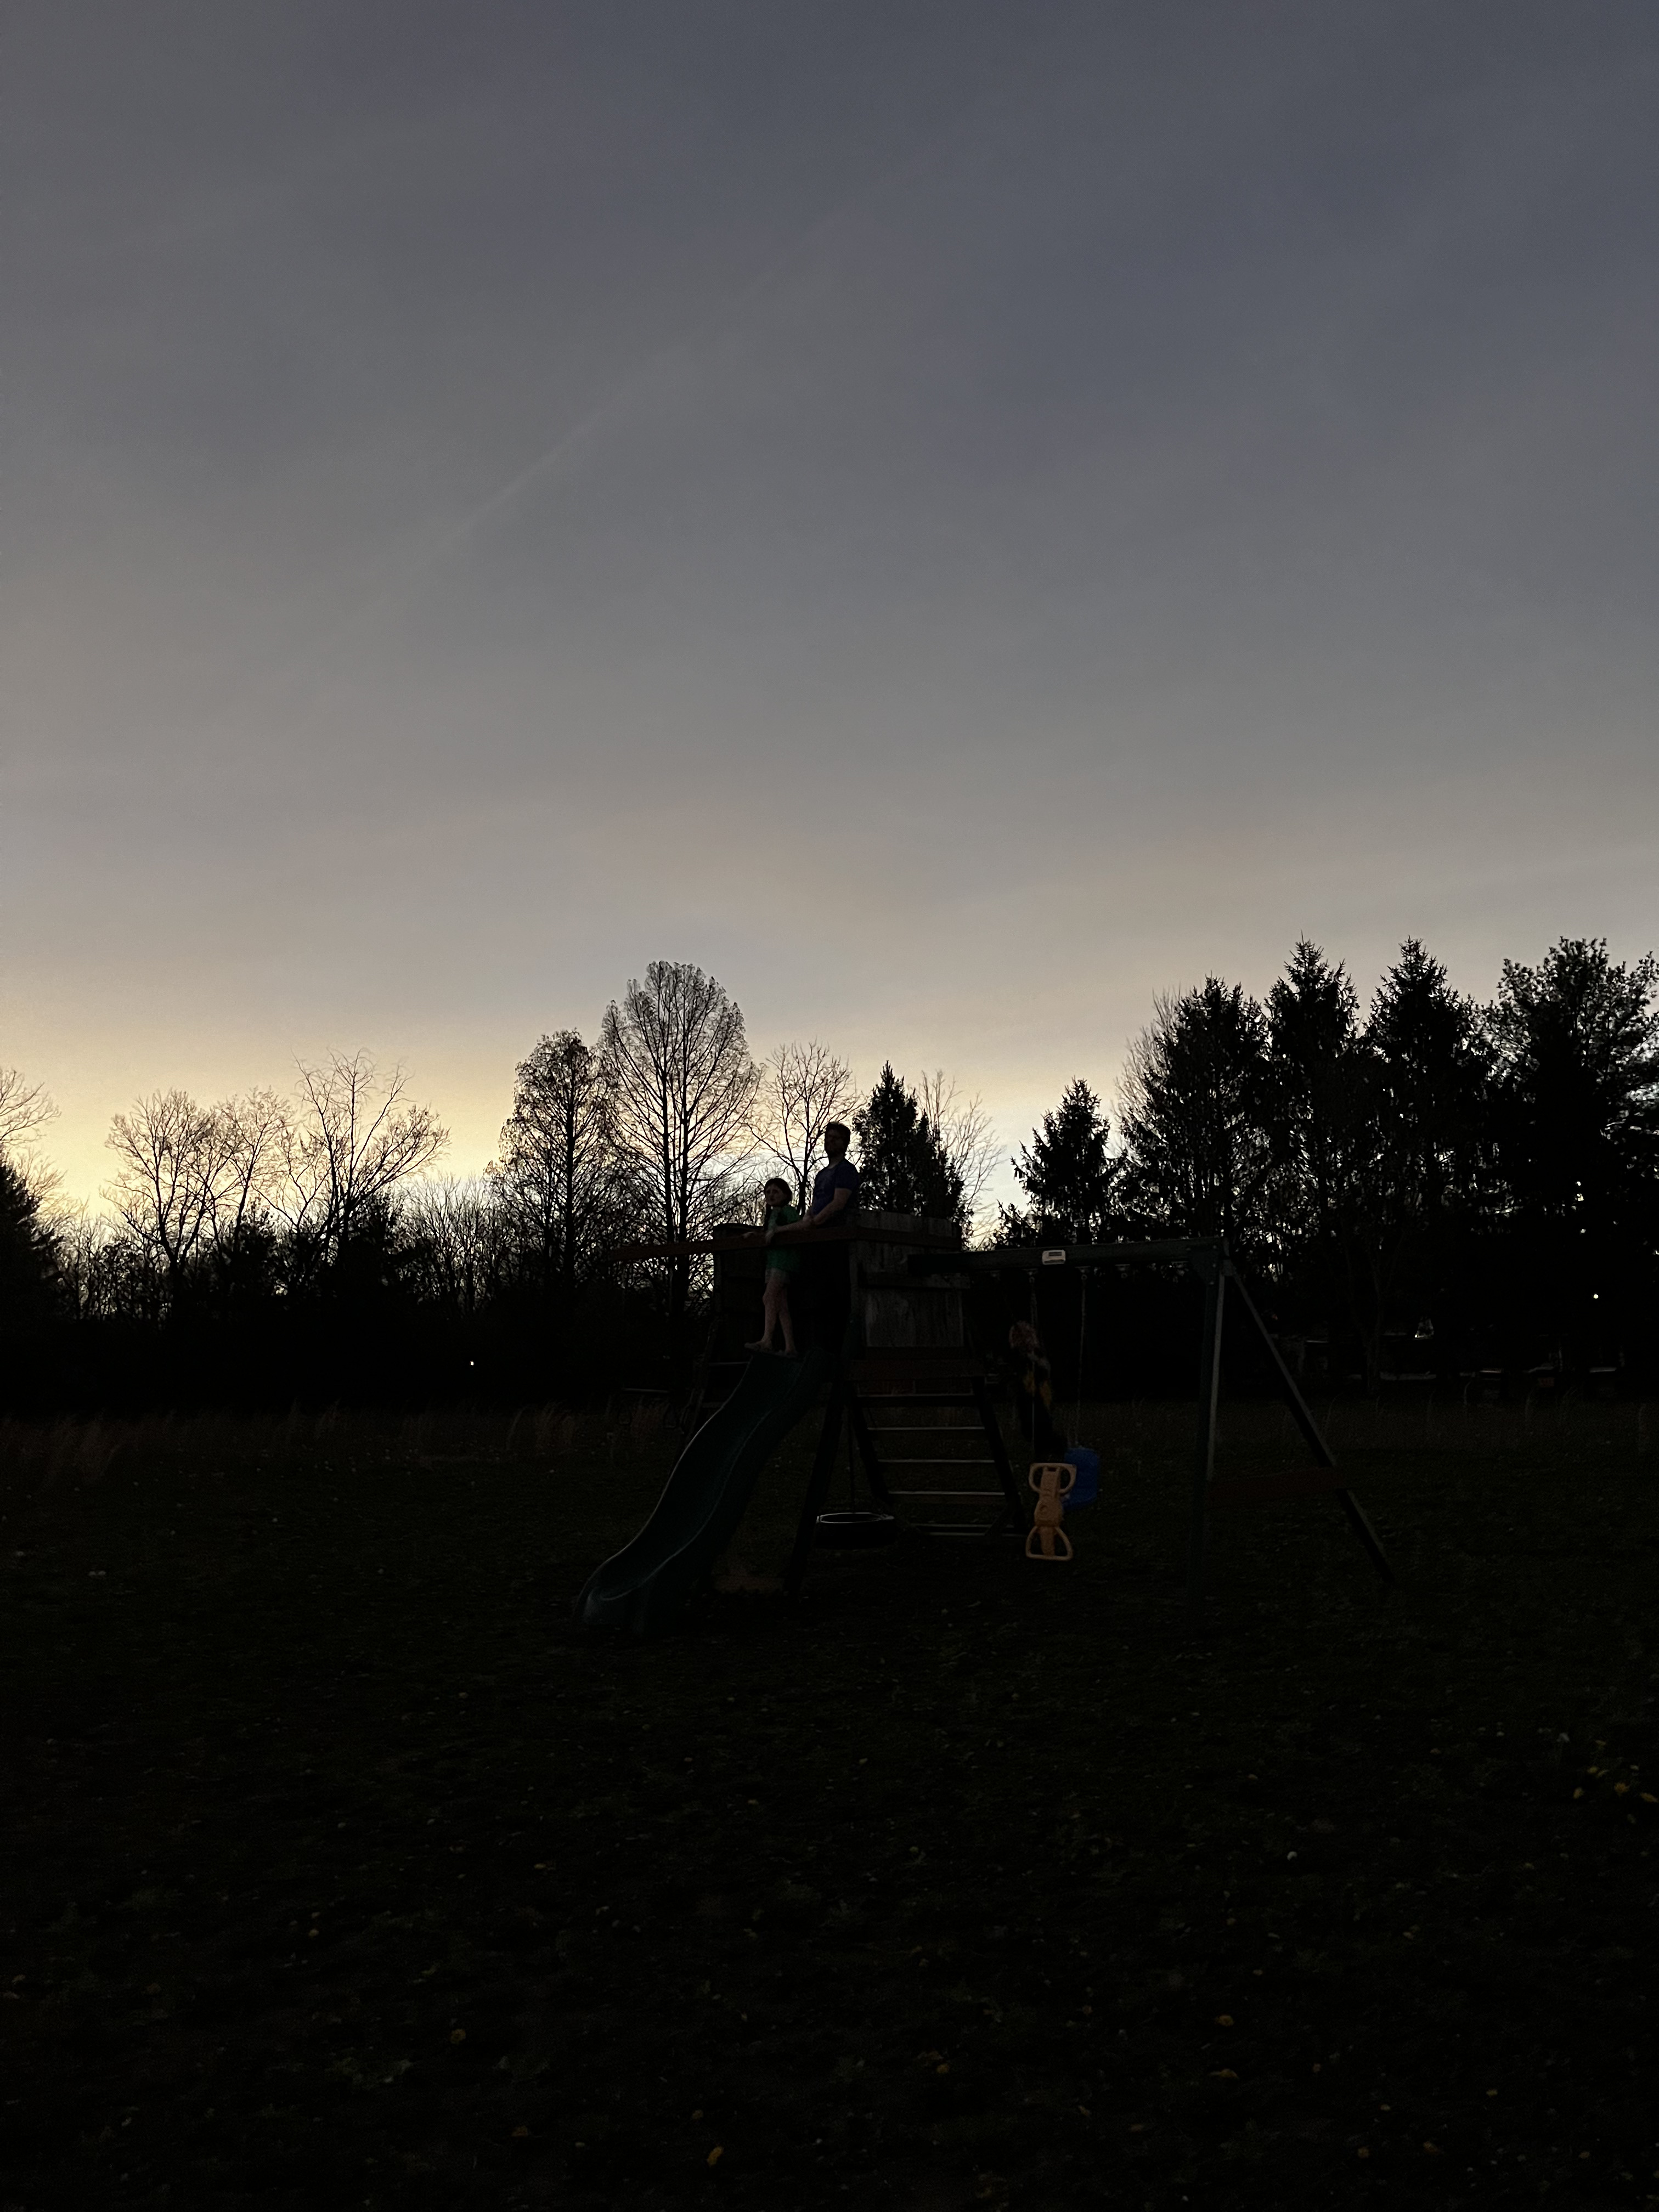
xmin=785 ymin=1382 xmax=845 ymax=1595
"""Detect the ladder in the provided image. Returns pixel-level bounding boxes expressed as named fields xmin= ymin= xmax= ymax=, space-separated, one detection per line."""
xmin=847 ymin=1350 xmax=1024 ymax=1535
xmin=785 ymin=1348 xmax=1025 ymax=1590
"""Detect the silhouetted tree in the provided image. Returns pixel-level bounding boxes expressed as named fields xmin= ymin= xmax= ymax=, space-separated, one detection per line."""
xmin=0 ymin=1066 xmax=56 ymax=1158
xmin=1485 ymin=937 xmax=1659 ymax=1361
xmin=400 ymin=1178 xmax=511 ymax=1318
xmin=1361 ymin=938 xmax=1493 ymax=1352
xmin=0 ymin=1153 xmax=55 ymax=1337
xmin=493 ymin=1031 xmax=636 ymax=1297
xmin=1263 ymin=941 xmax=1374 ymax=1364
xmin=0 ymin=1067 xmax=61 ymax=1342
xmin=1118 ymin=980 xmax=1273 ymax=1250
xmin=917 ymin=1071 xmax=998 ymax=1235
xmin=600 ymin=962 xmax=758 ymax=1321
xmin=105 ymin=1090 xmax=230 ymax=1310
xmin=203 ymin=1091 xmax=286 ymax=1289
xmin=1005 ymin=1077 xmax=1115 ymax=1243
xmin=1367 ymin=939 xmax=1491 ymax=1216
xmin=279 ymin=1053 xmax=447 ymax=1283
xmin=748 ymin=1040 xmax=857 ymax=1215
xmin=854 ymin=1064 xmax=966 ymax=1228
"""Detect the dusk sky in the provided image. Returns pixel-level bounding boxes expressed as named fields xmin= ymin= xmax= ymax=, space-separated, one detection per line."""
xmin=4 ymin=2 xmax=1657 ymax=1209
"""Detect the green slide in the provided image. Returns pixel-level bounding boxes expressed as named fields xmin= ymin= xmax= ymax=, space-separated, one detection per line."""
xmin=575 ymin=1348 xmax=833 ymax=1636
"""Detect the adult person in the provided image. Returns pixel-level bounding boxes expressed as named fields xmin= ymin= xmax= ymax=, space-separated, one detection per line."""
xmin=765 ymin=1121 xmax=860 ymax=1347
xmin=805 ymin=1120 xmax=860 ymax=1233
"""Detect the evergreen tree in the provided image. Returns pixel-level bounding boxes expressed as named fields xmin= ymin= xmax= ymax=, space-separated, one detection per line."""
xmin=1117 ymin=980 xmax=1274 ymax=1250
xmin=1265 ymin=940 xmax=1372 ymax=1364
xmin=0 ymin=1153 xmax=55 ymax=1338
xmin=1485 ymin=937 xmax=1659 ymax=1359
xmin=854 ymin=1064 xmax=967 ymax=1227
xmin=1365 ymin=937 xmax=1491 ymax=1227
xmin=1009 ymin=1079 xmax=1115 ymax=1241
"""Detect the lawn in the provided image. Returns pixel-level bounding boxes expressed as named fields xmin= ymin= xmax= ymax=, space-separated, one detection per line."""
xmin=1 ymin=1391 xmax=1655 ymax=2210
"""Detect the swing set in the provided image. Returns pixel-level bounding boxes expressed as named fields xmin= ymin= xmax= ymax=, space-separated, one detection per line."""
xmin=935 ymin=1233 xmax=1393 ymax=1623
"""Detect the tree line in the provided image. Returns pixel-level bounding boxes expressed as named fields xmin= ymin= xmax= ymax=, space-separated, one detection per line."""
xmin=1 ymin=936 xmax=1655 ymax=1408
xmin=0 ymin=961 xmax=994 ymax=1409
xmin=998 ymin=936 xmax=1658 ymax=1390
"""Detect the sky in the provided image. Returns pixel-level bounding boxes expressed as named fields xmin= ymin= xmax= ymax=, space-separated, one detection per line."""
xmin=3 ymin=0 xmax=1657 ymax=1212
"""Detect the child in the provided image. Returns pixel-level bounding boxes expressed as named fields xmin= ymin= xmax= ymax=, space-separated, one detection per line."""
xmin=1008 ymin=1319 xmax=1067 ymax=1458
xmin=747 ymin=1177 xmax=800 ymax=1356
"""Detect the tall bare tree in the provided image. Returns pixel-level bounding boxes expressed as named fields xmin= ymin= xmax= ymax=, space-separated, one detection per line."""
xmin=106 ymin=1086 xmax=289 ymax=1311
xmin=204 ymin=1089 xmax=287 ymax=1263
xmin=493 ymin=1030 xmax=635 ymax=1295
xmin=600 ymin=961 xmax=758 ymax=1317
xmin=106 ymin=1090 xmax=233 ymax=1297
xmin=401 ymin=1177 xmax=510 ymax=1316
xmin=750 ymin=1040 xmax=857 ymax=1212
xmin=0 ymin=1066 xmax=57 ymax=1158
xmin=279 ymin=1052 xmax=447 ymax=1271
xmin=917 ymin=1069 xmax=998 ymax=1237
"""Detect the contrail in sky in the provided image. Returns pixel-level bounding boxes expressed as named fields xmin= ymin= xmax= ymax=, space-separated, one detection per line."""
xmin=216 ymin=43 xmax=1073 ymax=747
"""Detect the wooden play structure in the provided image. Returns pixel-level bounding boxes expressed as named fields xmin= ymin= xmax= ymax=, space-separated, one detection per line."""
xmin=577 ymin=1216 xmax=1395 ymax=1635
xmin=697 ymin=1213 xmax=1025 ymax=1582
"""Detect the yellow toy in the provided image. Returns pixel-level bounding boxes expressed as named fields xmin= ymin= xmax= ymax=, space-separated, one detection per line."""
xmin=1025 ymin=1460 xmax=1076 ymax=1561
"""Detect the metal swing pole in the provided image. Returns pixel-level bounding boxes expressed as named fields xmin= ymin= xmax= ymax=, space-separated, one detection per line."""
xmin=1184 ymin=1244 xmax=1226 ymax=1628
xmin=1071 ymin=1266 xmax=1089 ymax=1444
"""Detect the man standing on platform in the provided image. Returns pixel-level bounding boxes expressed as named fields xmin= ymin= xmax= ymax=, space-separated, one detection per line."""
xmin=806 ymin=1120 xmax=860 ymax=1232
xmin=766 ymin=1120 xmax=860 ymax=1348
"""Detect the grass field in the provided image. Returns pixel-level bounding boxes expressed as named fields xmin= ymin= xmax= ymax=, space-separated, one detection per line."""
xmin=1 ymin=1390 xmax=1656 ymax=2210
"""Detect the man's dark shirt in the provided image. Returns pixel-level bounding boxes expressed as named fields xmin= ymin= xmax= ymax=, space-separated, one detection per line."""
xmin=811 ymin=1157 xmax=860 ymax=1222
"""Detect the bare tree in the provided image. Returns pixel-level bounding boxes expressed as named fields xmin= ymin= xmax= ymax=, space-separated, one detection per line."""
xmin=917 ymin=1069 xmax=999 ymax=1238
xmin=279 ymin=1052 xmax=447 ymax=1269
xmin=750 ymin=1040 xmax=857 ymax=1212
xmin=204 ymin=1089 xmax=287 ymax=1263
xmin=106 ymin=1090 xmax=233 ymax=1296
xmin=401 ymin=1177 xmax=510 ymax=1316
xmin=54 ymin=1209 xmax=136 ymax=1321
xmin=600 ymin=961 xmax=758 ymax=1317
xmin=0 ymin=1066 xmax=57 ymax=1157
xmin=492 ymin=1030 xmax=637 ymax=1295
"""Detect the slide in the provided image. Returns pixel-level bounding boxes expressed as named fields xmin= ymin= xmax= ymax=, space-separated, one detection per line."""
xmin=575 ymin=1348 xmax=834 ymax=1636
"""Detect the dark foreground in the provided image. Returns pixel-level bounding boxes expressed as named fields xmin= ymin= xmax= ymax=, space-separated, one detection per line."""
xmin=1 ymin=1395 xmax=1655 ymax=2211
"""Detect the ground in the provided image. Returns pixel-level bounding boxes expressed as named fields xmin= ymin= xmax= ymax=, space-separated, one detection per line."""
xmin=1 ymin=1391 xmax=1655 ymax=2210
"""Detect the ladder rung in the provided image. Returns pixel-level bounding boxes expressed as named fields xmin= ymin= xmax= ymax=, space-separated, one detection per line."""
xmin=889 ymin=1488 xmax=1007 ymax=1498
xmin=856 ymin=1392 xmax=982 ymax=1407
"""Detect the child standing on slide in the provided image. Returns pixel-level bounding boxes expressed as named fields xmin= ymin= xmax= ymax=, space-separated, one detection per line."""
xmin=747 ymin=1178 xmax=800 ymax=1355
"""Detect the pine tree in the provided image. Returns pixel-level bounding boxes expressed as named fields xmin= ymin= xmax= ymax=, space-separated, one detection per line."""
xmin=1117 ymin=979 xmax=1274 ymax=1249
xmin=1009 ymin=1079 xmax=1115 ymax=1240
xmin=853 ymin=1064 xmax=966 ymax=1227
xmin=0 ymin=1153 xmax=55 ymax=1331
xmin=1485 ymin=937 xmax=1659 ymax=1359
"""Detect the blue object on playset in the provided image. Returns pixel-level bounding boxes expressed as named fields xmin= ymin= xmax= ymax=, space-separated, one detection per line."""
xmin=1062 ymin=1444 xmax=1099 ymax=1510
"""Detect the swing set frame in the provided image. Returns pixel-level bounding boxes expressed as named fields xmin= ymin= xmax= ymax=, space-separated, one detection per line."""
xmin=937 ymin=1233 xmax=1393 ymax=1624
